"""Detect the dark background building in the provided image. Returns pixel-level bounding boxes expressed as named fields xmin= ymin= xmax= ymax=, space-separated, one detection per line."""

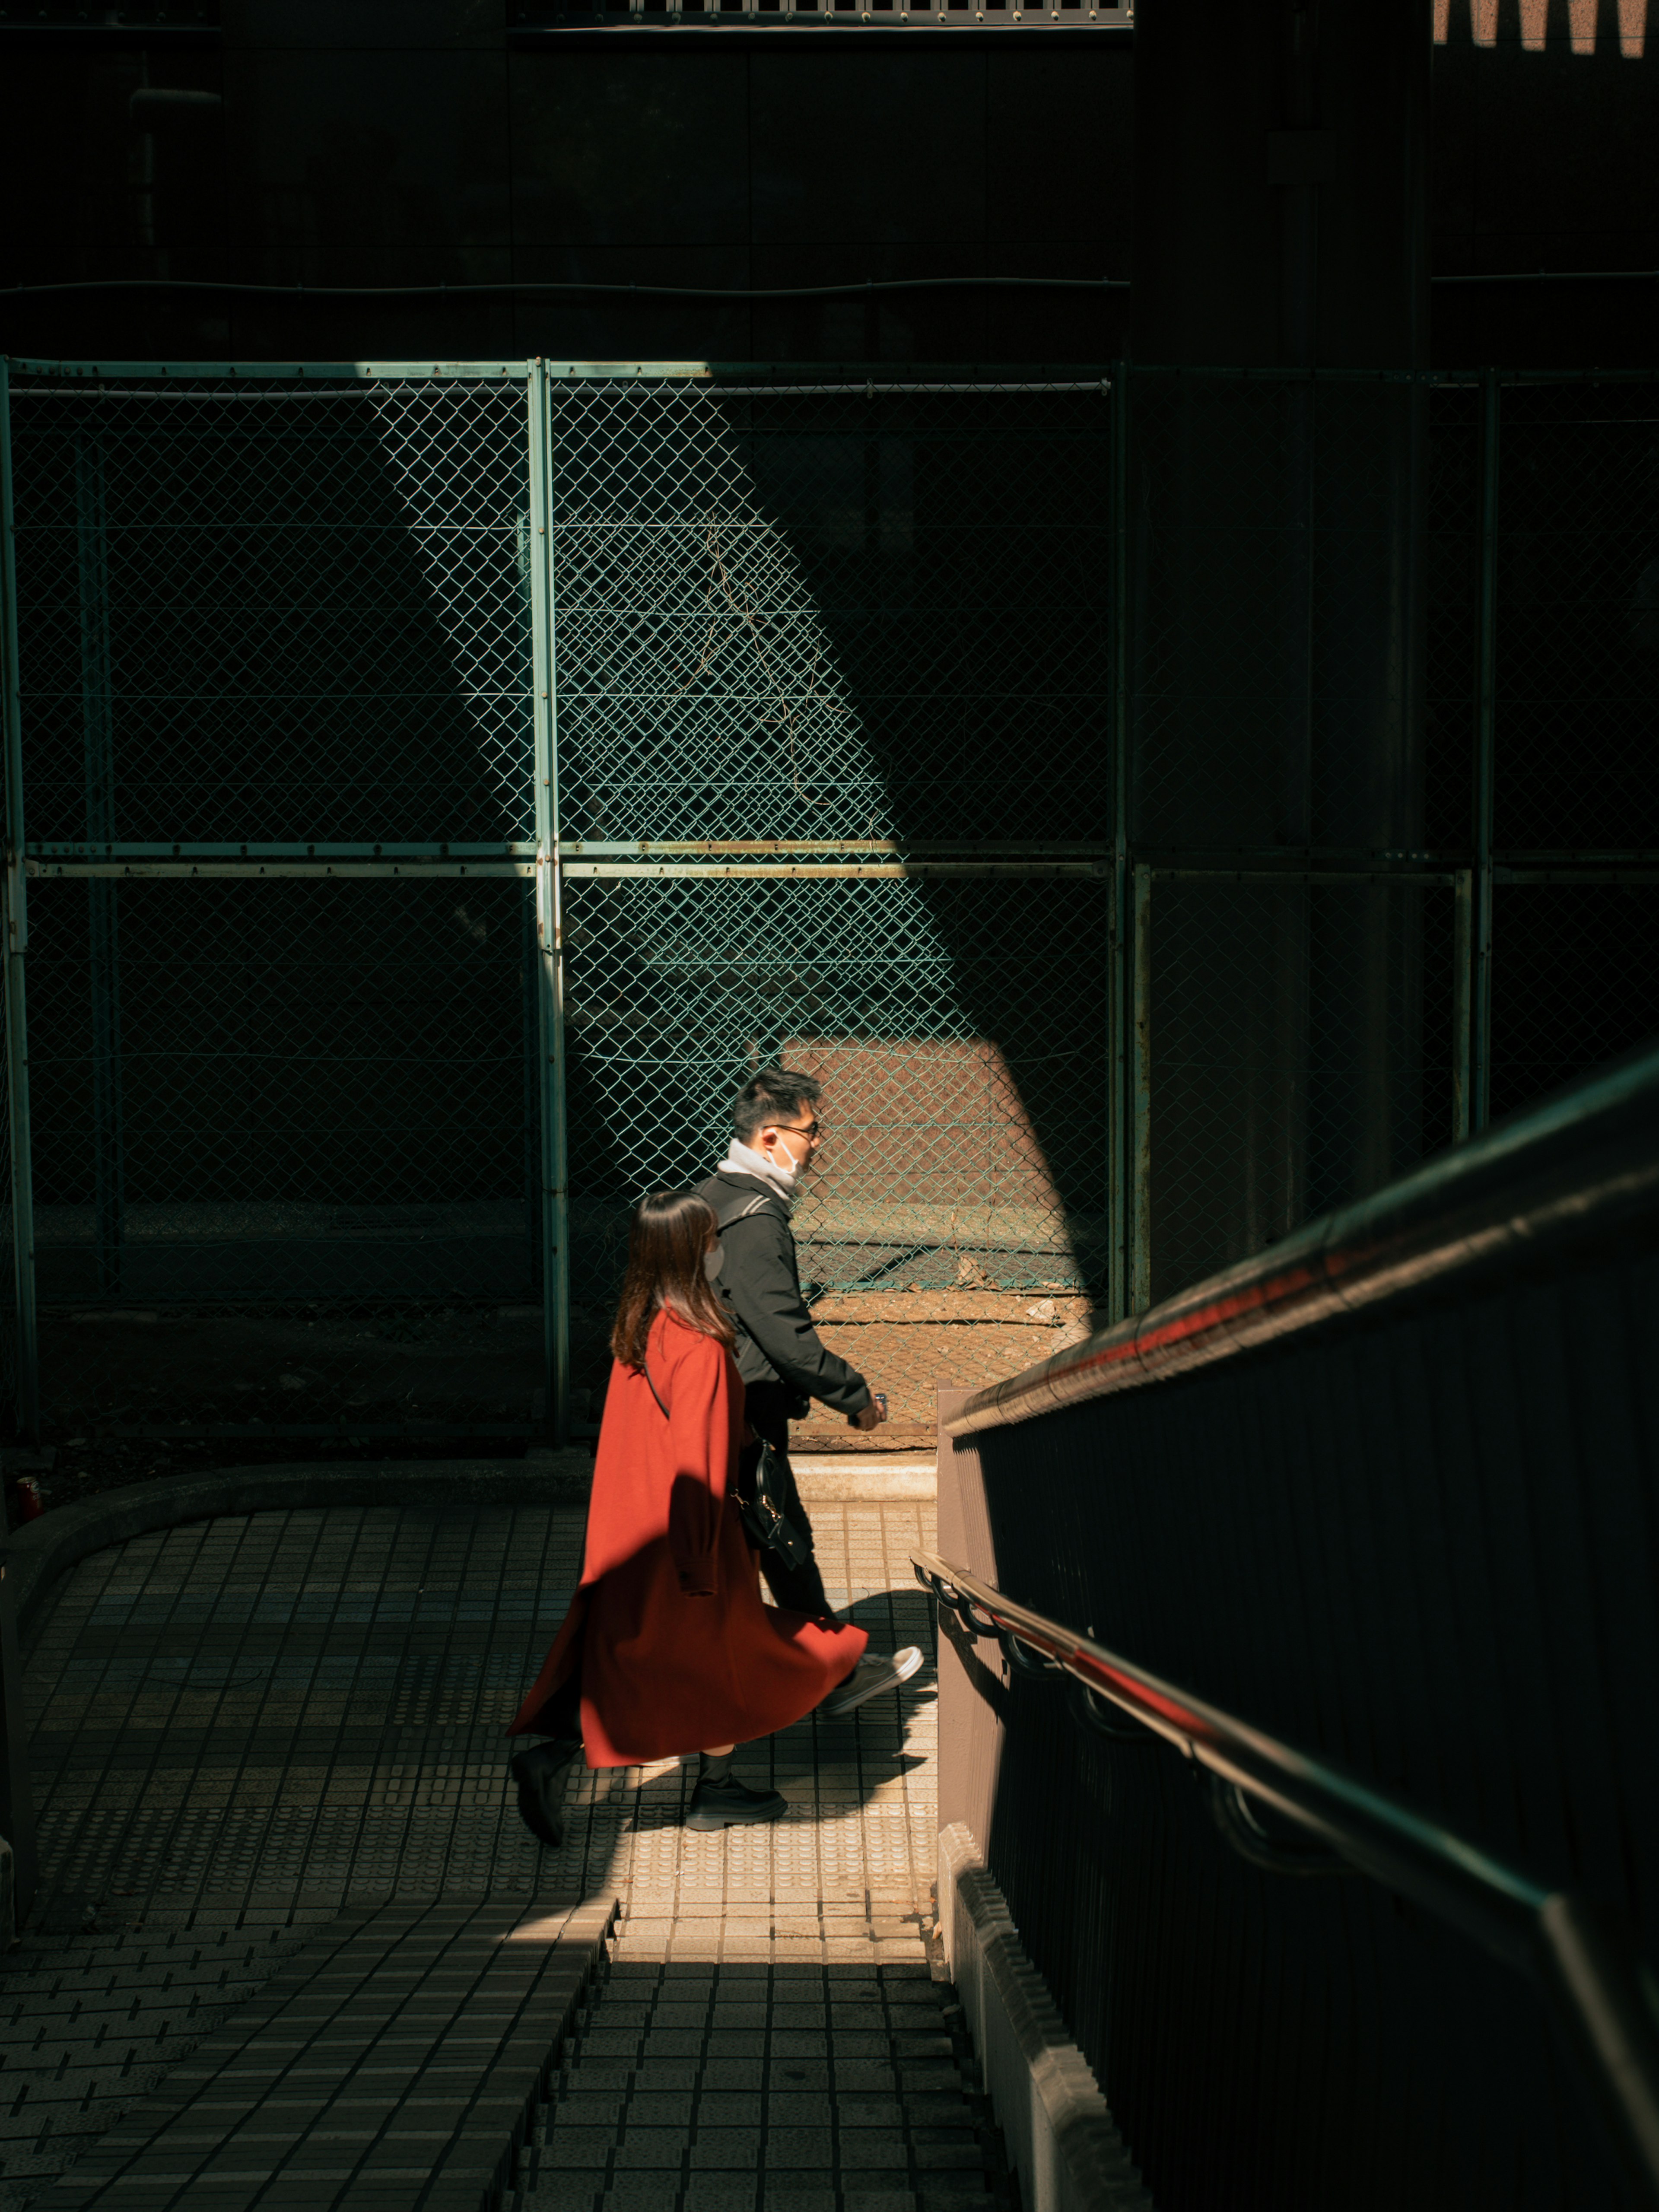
xmin=0 ymin=2 xmax=1655 ymax=370
xmin=0 ymin=0 xmax=1655 ymax=1463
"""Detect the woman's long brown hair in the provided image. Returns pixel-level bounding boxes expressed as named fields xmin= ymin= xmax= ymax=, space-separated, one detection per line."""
xmin=610 ymin=1191 xmax=736 ymax=1370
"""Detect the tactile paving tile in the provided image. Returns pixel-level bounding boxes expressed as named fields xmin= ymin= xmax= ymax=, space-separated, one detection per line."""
xmin=0 ymin=1914 xmax=334 ymax=2210
xmin=11 ymin=1502 xmax=941 ymax=2208
xmin=45 ymin=1897 xmax=614 ymax=2211
xmin=514 ymin=1948 xmax=1014 ymax=2212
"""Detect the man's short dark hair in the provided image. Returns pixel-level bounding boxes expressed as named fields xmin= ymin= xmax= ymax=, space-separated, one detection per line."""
xmin=732 ymin=1068 xmax=821 ymax=1144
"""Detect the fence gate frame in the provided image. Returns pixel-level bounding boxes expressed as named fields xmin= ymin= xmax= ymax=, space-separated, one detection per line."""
xmin=0 ymin=357 xmax=1136 ymax=1446
xmin=0 ymin=360 xmax=40 ymax=1439
xmin=3 ymin=356 xmax=1658 ymax=1443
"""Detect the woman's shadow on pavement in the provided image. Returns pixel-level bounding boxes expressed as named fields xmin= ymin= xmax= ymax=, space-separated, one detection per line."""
xmin=548 ymin=1581 xmax=939 ymax=1904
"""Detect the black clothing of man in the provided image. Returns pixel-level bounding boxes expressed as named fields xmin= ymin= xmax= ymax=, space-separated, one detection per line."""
xmin=694 ymin=1162 xmax=872 ymax=1618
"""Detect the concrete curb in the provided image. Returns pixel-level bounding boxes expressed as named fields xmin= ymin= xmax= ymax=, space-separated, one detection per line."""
xmin=6 ymin=1457 xmax=594 ymax=1639
xmin=939 ymin=1820 xmax=1152 ymax=2212
xmin=793 ymin=1455 xmax=937 ymax=1502
xmin=5 ymin=1449 xmax=939 ymax=1640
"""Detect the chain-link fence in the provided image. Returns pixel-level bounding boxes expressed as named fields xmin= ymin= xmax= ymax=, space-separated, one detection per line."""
xmin=1143 ymin=873 xmax=1457 ymax=1303
xmin=548 ymin=379 xmax=1112 ymax=846
xmin=0 ymin=934 xmax=16 ymax=1434
xmin=1489 ymin=880 xmax=1659 ymax=1124
xmin=0 ymin=360 xmax=1654 ymax=1442
xmin=11 ymin=376 xmax=533 ymax=847
xmin=561 ymin=871 xmax=1112 ymax=1426
xmin=1127 ymin=368 xmax=1656 ymax=1318
xmin=1495 ymin=384 xmax=1659 ymax=856
xmin=28 ymin=877 xmax=536 ymax=1303
xmin=1131 ymin=373 xmax=1426 ymax=851
xmin=564 ymin=875 xmax=1111 ymax=1288
xmin=1424 ymin=380 xmax=1483 ymax=851
xmin=545 ymin=377 xmax=1114 ymax=1429
xmin=1 ymin=366 xmax=541 ymax=1442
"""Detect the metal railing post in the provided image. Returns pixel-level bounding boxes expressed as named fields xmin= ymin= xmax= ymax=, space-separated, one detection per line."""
xmin=528 ymin=360 xmax=571 ymax=1443
xmin=1107 ymin=362 xmax=1131 ymax=1324
xmin=0 ymin=362 xmax=39 ymax=1442
xmin=1471 ymin=368 xmax=1500 ymax=1133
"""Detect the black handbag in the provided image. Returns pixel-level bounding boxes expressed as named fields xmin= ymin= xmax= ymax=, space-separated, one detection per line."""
xmin=642 ymin=1356 xmax=813 ymax=1573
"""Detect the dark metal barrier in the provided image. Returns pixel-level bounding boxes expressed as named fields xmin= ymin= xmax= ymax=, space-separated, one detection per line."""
xmin=932 ymin=1041 xmax=1659 ymax=2212
xmin=915 ymin=1548 xmax=1659 ymax=2205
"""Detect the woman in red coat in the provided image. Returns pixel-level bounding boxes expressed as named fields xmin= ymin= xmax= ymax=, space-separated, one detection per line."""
xmin=507 ymin=1190 xmax=867 ymax=1835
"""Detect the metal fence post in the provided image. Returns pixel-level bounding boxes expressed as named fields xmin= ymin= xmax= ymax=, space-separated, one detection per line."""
xmin=0 ymin=1522 xmax=37 ymax=1924
xmin=528 ymin=360 xmax=571 ymax=1442
xmin=75 ymin=429 xmax=124 ymax=1296
xmin=1471 ymin=368 xmax=1500 ymax=1133
xmin=1452 ymin=868 xmax=1473 ymax=1144
xmin=1 ymin=354 xmax=43 ymax=1891
xmin=1108 ymin=361 xmax=1131 ymax=1325
xmin=0 ymin=362 xmax=39 ymax=1441
xmin=1131 ymin=862 xmax=1153 ymax=1315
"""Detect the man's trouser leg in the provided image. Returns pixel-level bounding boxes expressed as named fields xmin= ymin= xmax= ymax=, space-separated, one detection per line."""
xmin=743 ymin=1381 xmax=834 ymax=1619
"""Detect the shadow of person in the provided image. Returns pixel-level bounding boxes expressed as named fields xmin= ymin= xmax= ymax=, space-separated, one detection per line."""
xmin=538 ymin=1577 xmax=939 ymax=1901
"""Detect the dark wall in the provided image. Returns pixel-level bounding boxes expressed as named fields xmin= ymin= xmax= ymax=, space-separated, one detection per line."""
xmin=0 ymin=5 xmax=1654 ymax=372
xmin=1431 ymin=3 xmax=1659 ymax=367
xmin=0 ymin=4 xmax=1133 ymax=366
xmin=938 ymin=1073 xmax=1659 ymax=2211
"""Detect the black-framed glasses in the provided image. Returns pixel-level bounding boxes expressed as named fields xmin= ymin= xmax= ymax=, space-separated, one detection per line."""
xmin=779 ymin=1119 xmax=821 ymax=1141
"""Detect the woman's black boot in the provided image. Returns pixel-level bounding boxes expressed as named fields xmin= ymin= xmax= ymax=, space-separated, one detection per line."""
xmin=510 ymin=1737 xmax=582 ymax=1848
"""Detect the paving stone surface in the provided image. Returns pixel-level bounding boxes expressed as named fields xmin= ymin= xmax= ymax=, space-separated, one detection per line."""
xmin=45 ymin=1897 xmax=613 ymax=2212
xmin=517 ymin=1950 xmax=1012 ymax=2212
xmin=0 ymin=1917 xmax=324 ymax=2206
xmin=505 ymin=1502 xmax=1009 ymax=2212
xmin=22 ymin=1503 xmax=936 ymax=1918
xmin=3 ymin=1500 xmax=987 ymax=2211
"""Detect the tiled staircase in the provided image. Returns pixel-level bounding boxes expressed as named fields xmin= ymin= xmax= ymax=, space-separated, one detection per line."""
xmin=515 ymin=1905 xmax=1015 ymax=2212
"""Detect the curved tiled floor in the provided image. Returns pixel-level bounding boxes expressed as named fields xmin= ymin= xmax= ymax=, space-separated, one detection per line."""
xmin=2 ymin=1502 xmax=980 ymax=2210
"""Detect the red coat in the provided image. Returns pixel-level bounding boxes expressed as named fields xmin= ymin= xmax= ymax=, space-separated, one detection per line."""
xmin=508 ymin=1309 xmax=866 ymax=1767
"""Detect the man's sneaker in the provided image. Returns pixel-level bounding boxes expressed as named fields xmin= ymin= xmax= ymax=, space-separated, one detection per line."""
xmin=509 ymin=1737 xmax=582 ymax=1849
xmin=685 ymin=1775 xmax=789 ymax=1831
xmin=823 ymin=1646 xmax=924 ymax=1716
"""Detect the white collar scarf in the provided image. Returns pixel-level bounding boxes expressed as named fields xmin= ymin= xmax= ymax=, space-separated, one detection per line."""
xmin=718 ymin=1136 xmax=796 ymax=1210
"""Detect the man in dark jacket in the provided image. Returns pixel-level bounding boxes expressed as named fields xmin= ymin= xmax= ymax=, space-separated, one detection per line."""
xmin=696 ymin=1069 xmax=920 ymax=1713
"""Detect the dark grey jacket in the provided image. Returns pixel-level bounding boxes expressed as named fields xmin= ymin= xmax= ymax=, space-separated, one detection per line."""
xmin=693 ymin=1168 xmax=871 ymax=1417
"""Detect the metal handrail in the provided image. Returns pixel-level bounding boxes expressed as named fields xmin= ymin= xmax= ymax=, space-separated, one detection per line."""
xmin=946 ymin=1039 xmax=1659 ymax=1440
xmin=915 ymin=1546 xmax=1659 ymax=2202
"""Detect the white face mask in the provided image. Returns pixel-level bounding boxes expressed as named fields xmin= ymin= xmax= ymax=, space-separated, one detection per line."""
xmin=703 ymin=1244 xmax=725 ymax=1282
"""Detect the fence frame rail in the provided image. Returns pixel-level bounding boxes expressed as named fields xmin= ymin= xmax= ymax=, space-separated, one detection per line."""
xmin=2 ymin=355 xmax=1655 ymax=1441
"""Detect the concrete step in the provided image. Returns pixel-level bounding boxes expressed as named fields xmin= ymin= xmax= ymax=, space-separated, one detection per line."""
xmin=47 ymin=1895 xmax=617 ymax=2211
xmin=512 ymin=1911 xmax=1015 ymax=2212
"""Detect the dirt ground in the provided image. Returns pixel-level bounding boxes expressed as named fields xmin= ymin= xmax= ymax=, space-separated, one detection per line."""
xmin=16 ymin=1287 xmax=1095 ymax=1519
xmin=791 ymin=1290 xmax=1093 ymax=1450
xmin=545 ymin=1287 xmax=1091 ymax=1452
